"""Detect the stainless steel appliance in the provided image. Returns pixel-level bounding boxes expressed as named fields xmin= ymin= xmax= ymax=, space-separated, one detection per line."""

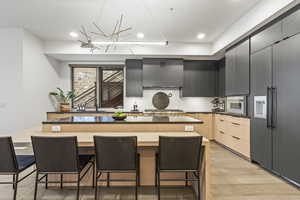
xmin=226 ymin=96 xmax=246 ymax=115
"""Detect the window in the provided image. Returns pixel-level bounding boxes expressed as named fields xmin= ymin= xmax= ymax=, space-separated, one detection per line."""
xmin=71 ymin=65 xmax=124 ymax=109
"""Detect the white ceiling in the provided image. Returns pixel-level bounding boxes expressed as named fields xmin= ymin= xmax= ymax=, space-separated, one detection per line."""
xmin=0 ymin=0 xmax=262 ymax=43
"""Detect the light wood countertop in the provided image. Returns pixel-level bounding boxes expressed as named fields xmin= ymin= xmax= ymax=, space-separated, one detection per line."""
xmin=10 ymin=126 xmax=209 ymax=147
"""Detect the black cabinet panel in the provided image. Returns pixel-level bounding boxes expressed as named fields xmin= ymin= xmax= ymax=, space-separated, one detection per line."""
xmin=125 ymin=59 xmax=143 ymax=97
xmin=225 ymin=49 xmax=236 ymax=96
xmin=235 ymin=40 xmax=250 ymax=95
xmin=273 ymin=35 xmax=300 ymax=184
xmin=225 ymin=39 xmax=250 ymax=96
xmin=251 ymin=21 xmax=283 ymax=54
xmin=143 ymin=59 xmax=183 ymax=88
xmin=216 ymin=58 xmax=225 ymax=97
xmin=282 ymin=9 xmax=300 ymax=38
xmin=250 ymin=47 xmax=273 ymax=170
xmin=182 ymin=60 xmax=217 ymax=97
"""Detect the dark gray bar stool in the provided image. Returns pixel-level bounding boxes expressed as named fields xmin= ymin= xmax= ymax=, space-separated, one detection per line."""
xmin=31 ymin=136 xmax=95 ymax=200
xmin=156 ymin=136 xmax=203 ymax=200
xmin=0 ymin=136 xmax=36 ymax=200
xmin=93 ymin=136 xmax=140 ymax=200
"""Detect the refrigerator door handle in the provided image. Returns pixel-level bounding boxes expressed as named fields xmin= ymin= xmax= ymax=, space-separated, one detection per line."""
xmin=271 ymin=87 xmax=277 ymax=128
xmin=267 ymin=87 xmax=272 ymax=128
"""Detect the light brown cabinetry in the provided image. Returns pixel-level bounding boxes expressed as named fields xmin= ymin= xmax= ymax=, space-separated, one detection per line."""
xmin=185 ymin=113 xmax=214 ymax=140
xmin=214 ymin=114 xmax=250 ymax=158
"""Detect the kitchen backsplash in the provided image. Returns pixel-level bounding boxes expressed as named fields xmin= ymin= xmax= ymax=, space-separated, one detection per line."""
xmin=124 ymin=89 xmax=214 ymax=112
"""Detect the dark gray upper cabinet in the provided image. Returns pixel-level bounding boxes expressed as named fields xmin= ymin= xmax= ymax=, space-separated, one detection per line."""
xmin=142 ymin=59 xmax=183 ymax=88
xmin=225 ymin=39 xmax=250 ymax=96
xmin=251 ymin=21 xmax=283 ymax=54
xmin=282 ymin=9 xmax=300 ymax=38
xmin=216 ymin=58 xmax=225 ymax=97
xmin=235 ymin=40 xmax=250 ymax=95
xmin=125 ymin=59 xmax=143 ymax=97
xmin=182 ymin=60 xmax=217 ymax=97
xmin=225 ymin=49 xmax=236 ymax=96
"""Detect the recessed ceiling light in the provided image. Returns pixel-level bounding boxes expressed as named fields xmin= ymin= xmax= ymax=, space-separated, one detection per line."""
xmin=137 ymin=32 xmax=145 ymax=39
xmin=69 ymin=32 xmax=78 ymax=38
xmin=197 ymin=33 xmax=206 ymax=39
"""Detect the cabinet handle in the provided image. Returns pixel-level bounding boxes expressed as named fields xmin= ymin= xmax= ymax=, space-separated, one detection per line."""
xmin=232 ymin=136 xmax=240 ymax=140
xmin=220 ymin=119 xmax=224 ymax=122
xmin=219 ymin=131 xmax=225 ymax=134
xmin=232 ymin=122 xmax=240 ymax=126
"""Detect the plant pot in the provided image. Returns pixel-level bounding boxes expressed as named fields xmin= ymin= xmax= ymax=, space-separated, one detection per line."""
xmin=60 ymin=103 xmax=71 ymax=112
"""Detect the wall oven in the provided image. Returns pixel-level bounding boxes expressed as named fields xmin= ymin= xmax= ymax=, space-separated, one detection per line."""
xmin=226 ymin=96 xmax=246 ymax=115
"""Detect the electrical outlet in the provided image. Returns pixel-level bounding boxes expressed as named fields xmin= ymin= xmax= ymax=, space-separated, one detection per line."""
xmin=51 ymin=126 xmax=61 ymax=132
xmin=184 ymin=125 xmax=194 ymax=132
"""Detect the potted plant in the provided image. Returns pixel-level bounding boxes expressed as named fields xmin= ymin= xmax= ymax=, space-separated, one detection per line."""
xmin=49 ymin=88 xmax=76 ymax=112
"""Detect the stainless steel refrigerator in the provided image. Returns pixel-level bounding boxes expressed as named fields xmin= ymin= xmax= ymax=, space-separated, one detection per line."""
xmin=250 ymin=34 xmax=300 ymax=186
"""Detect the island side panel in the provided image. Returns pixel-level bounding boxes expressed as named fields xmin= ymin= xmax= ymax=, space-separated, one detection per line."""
xmin=42 ymin=123 xmax=200 ymax=132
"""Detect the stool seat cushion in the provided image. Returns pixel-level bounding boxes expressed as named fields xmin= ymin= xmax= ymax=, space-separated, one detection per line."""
xmin=16 ymin=155 xmax=35 ymax=172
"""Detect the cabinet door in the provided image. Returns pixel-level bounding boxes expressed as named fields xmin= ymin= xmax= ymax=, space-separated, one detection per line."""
xmin=250 ymin=47 xmax=273 ymax=170
xmin=143 ymin=59 xmax=183 ymax=87
xmin=225 ymin=49 xmax=236 ymax=96
xmin=216 ymin=58 xmax=225 ymax=97
xmin=125 ymin=59 xmax=143 ymax=97
xmin=235 ymin=40 xmax=250 ymax=95
xmin=273 ymin=35 xmax=300 ymax=185
xmin=182 ymin=60 xmax=217 ymax=97
xmin=251 ymin=21 xmax=283 ymax=54
xmin=282 ymin=9 xmax=300 ymax=38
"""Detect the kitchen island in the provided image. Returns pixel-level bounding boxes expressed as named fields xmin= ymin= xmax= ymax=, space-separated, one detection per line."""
xmin=13 ymin=127 xmax=210 ymax=200
xmin=12 ymin=115 xmax=210 ymax=199
xmin=42 ymin=115 xmax=203 ymax=132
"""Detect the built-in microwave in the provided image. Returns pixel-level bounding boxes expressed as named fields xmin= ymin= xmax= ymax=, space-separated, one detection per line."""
xmin=226 ymin=96 xmax=246 ymax=115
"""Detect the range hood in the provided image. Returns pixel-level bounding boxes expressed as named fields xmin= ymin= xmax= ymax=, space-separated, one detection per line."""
xmin=142 ymin=58 xmax=184 ymax=88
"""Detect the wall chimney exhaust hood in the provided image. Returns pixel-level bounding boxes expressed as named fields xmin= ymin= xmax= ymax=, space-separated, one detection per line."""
xmin=142 ymin=58 xmax=184 ymax=88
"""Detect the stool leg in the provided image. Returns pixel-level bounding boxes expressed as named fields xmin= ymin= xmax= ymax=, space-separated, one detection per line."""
xmin=107 ymin=172 xmax=110 ymax=187
xmin=157 ymin=171 xmax=160 ymax=200
xmin=197 ymin=172 xmax=201 ymax=200
xmin=13 ymin=174 xmax=19 ymax=200
xmin=185 ymin=172 xmax=188 ymax=187
xmin=34 ymin=173 xmax=39 ymax=200
xmin=95 ymin=172 xmax=99 ymax=200
xmin=60 ymin=174 xmax=63 ymax=189
xmin=135 ymin=171 xmax=138 ymax=200
xmin=12 ymin=174 xmax=15 ymax=190
xmin=92 ymin=161 xmax=95 ymax=188
xmin=76 ymin=173 xmax=80 ymax=200
xmin=45 ymin=174 xmax=48 ymax=189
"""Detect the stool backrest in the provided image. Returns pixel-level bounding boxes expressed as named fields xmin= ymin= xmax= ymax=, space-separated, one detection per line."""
xmin=159 ymin=136 xmax=203 ymax=170
xmin=31 ymin=136 xmax=79 ymax=173
xmin=0 ymin=137 xmax=18 ymax=173
xmin=94 ymin=136 xmax=137 ymax=171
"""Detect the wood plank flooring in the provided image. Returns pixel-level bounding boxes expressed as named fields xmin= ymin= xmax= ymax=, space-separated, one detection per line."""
xmin=0 ymin=142 xmax=299 ymax=200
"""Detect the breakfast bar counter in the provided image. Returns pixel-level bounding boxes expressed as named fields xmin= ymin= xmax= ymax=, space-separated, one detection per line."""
xmin=42 ymin=116 xmax=203 ymax=132
xmin=12 ymin=127 xmax=210 ymax=200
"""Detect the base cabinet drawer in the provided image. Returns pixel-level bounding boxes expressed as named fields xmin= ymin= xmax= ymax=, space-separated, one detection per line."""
xmin=227 ymin=136 xmax=250 ymax=157
xmin=214 ymin=115 xmax=250 ymax=158
xmin=215 ymin=130 xmax=227 ymax=144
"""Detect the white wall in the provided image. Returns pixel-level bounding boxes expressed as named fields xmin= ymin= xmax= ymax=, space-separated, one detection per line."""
xmin=0 ymin=28 xmax=64 ymax=134
xmin=213 ymin=0 xmax=298 ymax=54
xmin=22 ymin=30 xmax=62 ymax=130
xmin=0 ymin=28 xmax=23 ymax=133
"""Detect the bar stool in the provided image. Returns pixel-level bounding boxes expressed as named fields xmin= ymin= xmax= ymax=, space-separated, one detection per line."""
xmin=31 ymin=136 xmax=95 ymax=200
xmin=93 ymin=136 xmax=140 ymax=200
xmin=155 ymin=136 xmax=203 ymax=200
xmin=0 ymin=137 xmax=36 ymax=200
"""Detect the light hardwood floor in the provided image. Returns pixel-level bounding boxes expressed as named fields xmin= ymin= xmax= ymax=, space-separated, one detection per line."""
xmin=0 ymin=142 xmax=299 ymax=200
